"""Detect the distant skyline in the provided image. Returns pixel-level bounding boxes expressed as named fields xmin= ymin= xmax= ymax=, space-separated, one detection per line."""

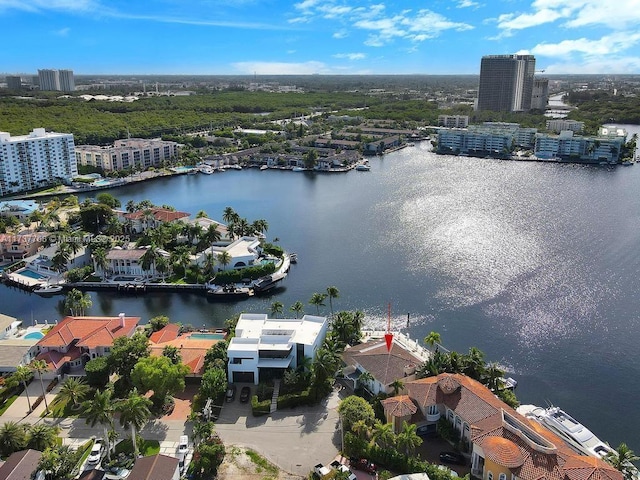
xmin=2 ymin=0 xmax=640 ymax=76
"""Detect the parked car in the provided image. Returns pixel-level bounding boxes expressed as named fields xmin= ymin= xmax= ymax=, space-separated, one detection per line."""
xmin=349 ymin=457 xmax=377 ymax=474
xmin=178 ymin=435 xmax=189 ymax=455
xmin=87 ymin=439 xmax=102 ymax=465
xmin=439 ymin=451 xmax=466 ymax=465
xmin=225 ymin=384 xmax=237 ymax=402
xmin=416 ymin=423 xmax=437 ymax=437
xmin=240 ymin=386 xmax=251 ymax=403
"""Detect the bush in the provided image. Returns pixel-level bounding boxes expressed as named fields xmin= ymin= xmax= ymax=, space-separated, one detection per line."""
xmin=251 ymin=395 xmax=271 ymax=416
xmin=276 ymin=389 xmax=315 ymax=409
xmin=84 ymin=357 xmax=110 ymax=388
xmin=65 ymin=265 xmax=93 ymax=283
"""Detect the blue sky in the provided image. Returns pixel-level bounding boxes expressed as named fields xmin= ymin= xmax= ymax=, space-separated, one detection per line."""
xmin=2 ymin=0 xmax=640 ymax=75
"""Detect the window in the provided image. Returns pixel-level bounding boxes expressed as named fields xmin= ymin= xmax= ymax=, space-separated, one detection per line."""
xmin=499 ymin=474 xmax=506 ymax=480
xmin=488 ymin=472 xmax=493 ymax=480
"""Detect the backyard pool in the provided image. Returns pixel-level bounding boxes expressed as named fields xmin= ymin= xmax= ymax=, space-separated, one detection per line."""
xmin=17 ymin=269 xmax=48 ymax=280
xmin=24 ymin=331 xmax=44 ymax=340
xmin=189 ymin=333 xmax=226 ymax=340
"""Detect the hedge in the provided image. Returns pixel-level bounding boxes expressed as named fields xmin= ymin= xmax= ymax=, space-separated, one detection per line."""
xmin=251 ymin=395 xmax=271 ymax=416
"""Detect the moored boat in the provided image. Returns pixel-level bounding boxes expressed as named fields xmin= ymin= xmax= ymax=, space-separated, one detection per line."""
xmin=33 ymin=283 xmax=64 ymax=296
xmin=206 ymin=284 xmax=254 ymax=300
xmin=356 ymin=163 xmax=371 ymax=171
xmin=253 ymin=272 xmax=286 ymax=293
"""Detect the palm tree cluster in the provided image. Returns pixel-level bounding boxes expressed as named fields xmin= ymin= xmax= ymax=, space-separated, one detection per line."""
xmin=222 ymin=206 xmax=268 ymax=240
xmin=0 ymin=421 xmax=59 ymax=457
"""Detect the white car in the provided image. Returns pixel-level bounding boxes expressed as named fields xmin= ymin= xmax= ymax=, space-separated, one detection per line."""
xmin=178 ymin=435 xmax=189 ymax=455
xmin=87 ymin=439 xmax=103 ymax=465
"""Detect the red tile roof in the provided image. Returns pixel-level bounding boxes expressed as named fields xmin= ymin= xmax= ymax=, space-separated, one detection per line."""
xmin=0 ymin=449 xmax=43 ymax=480
xmin=35 ymin=346 xmax=82 ymax=371
xmin=37 ymin=316 xmax=140 ymax=349
xmin=149 ymin=327 xmax=219 ymax=376
xmin=483 ymin=436 xmax=526 ymax=468
xmin=124 ymin=207 xmax=189 ymax=223
xmin=342 ymin=339 xmax=423 ymax=385
xmin=149 ymin=323 xmax=180 ymax=344
xmin=128 ymin=454 xmax=179 ymax=480
xmin=381 ymin=395 xmax=418 ymax=418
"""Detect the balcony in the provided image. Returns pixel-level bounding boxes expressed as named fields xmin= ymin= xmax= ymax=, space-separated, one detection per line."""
xmin=426 ymin=410 xmax=441 ymax=422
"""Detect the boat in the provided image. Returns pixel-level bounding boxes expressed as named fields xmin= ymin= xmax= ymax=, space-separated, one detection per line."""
xmin=33 ymin=283 xmax=64 ymax=296
xmin=260 ymin=165 xmax=269 ymax=170
xmin=206 ymin=284 xmax=254 ymax=300
xmin=199 ymin=165 xmax=214 ymax=174
xmin=187 ymin=168 xmax=198 ymax=175
xmin=253 ymin=272 xmax=286 ymax=293
xmin=517 ymin=405 xmax=614 ymax=458
xmin=292 ymin=166 xmax=306 ymax=172
xmin=356 ymin=164 xmax=371 ymax=171
xmin=290 ymin=253 xmax=298 ymax=264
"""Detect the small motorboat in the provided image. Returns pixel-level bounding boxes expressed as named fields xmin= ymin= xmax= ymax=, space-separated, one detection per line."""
xmin=356 ymin=164 xmax=371 ymax=171
xmin=33 ymin=283 xmax=64 ymax=296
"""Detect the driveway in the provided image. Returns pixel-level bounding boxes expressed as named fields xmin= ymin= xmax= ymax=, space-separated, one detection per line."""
xmin=214 ymin=386 xmax=344 ymax=477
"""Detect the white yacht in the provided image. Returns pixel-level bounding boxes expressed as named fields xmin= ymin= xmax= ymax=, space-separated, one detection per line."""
xmin=517 ymin=405 xmax=613 ymax=458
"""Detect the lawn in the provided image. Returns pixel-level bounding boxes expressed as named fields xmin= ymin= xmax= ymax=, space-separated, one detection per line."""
xmin=115 ymin=438 xmax=161 ymax=456
xmin=47 ymin=396 xmax=84 ymax=418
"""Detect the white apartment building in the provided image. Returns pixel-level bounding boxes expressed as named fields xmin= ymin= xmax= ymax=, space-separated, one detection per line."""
xmin=546 ymin=119 xmax=584 ymax=134
xmin=227 ymin=313 xmax=328 ymax=384
xmin=0 ymin=128 xmax=77 ymax=196
xmin=38 ymin=69 xmax=75 ymax=92
xmin=534 ymin=130 xmax=625 ymax=163
xmin=75 ymin=138 xmax=180 ymax=172
xmin=438 ymin=115 xmax=469 ymax=128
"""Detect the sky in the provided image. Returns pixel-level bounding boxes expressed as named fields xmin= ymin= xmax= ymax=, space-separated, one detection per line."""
xmin=2 ymin=0 xmax=640 ymax=76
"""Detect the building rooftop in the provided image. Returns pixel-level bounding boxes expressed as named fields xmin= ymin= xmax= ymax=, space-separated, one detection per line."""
xmin=37 ymin=314 xmax=140 ymax=350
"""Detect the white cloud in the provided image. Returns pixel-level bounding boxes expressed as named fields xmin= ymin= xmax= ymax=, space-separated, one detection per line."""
xmin=544 ymin=56 xmax=640 ymax=74
xmin=531 ymin=31 xmax=640 ymax=57
xmin=232 ymin=61 xmax=328 ymax=75
xmin=497 ymin=8 xmax=563 ymax=31
xmin=333 ymin=52 xmax=366 ymax=60
xmin=53 ymin=26 xmax=70 ymax=36
xmin=457 ymin=0 xmax=479 ymax=7
xmin=333 ymin=30 xmax=348 ymax=39
xmin=0 ymin=0 xmax=97 ymax=12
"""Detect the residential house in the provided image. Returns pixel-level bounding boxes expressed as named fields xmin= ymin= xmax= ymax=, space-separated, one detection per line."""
xmin=128 ymin=454 xmax=179 ymax=480
xmin=0 ymin=230 xmax=47 ymax=261
xmin=227 ymin=313 xmax=328 ymax=384
xmin=0 ymin=449 xmax=44 ymax=480
xmin=149 ymin=323 xmax=223 ymax=377
xmin=365 ymin=136 xmax=401 ymax=155
xmin=0 ymin=314 xmax=39 ymax=374
xmin=0 ymin=200 xmax=42 ymax=221
xmin=342 ymin=338 xmax=424 ymax=395
xmin=34 ymin=313 xmax=140 ymax=378
xmin=196 ymin=236 xmax=262 ymax=273
xmin=381 ymin=373 xmax=622 ymax=480
xmin=98 ymin=246 xmax=169 ymax=278
xmin=121 ymin=207 xmax=190 ymax=234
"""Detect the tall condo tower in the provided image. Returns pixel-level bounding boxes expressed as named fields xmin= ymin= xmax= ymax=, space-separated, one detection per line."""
xmin=477 ymin=55 xmax=536 ymax=112
xmin=37 ymin=69 xmax=75 ymax=92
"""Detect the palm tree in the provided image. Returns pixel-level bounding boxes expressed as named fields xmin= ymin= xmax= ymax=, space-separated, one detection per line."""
xmin=204 ymin=224 xmax=222 ymax=249
xmin=326 ymin=286 xmax=340 ymax=316
xmin=289 ymin=301 xmax=304 ymax=318
xmin=358 ymin=371 xmax=374 ymax=392
xmin=484 ymin=363 xmax=505 ymax=392
xmin=59 ymin=377 xmax=90 ymax=410
xmin=0 ymin=421 xmax=27 ymax=457
xmin=140 ymin=244 xmax=159 ymax=278
xmin=423 ymin=331 xmax=441 ymax=350
xmin=217 ymin=251 xmax=231 ymax=271
xmin=352 ymin=419 xmax=371 ymax=441
xmin=222 ymin=206 xmax=239 ymax=225
xmin=463 ymin=346 xmax=486 ymax=381
xmin=605 ymin=443 xmax=639 ymax=480
xmin=64 ymin=289 xmax=92 ymax=316
xmin=82 ymin=388 xmax=116 ymax=460
xmin=30 ymin=359 xmax=50 ymax=414
xmin=390 ymin=379 xmax=405 ymax=396
xmin=116 ymin=389 xmax=152 ymax=457
xmin=203 ymin=252 xmax=217 ymax=279
xmin=309 ymin=292 xmax=327 ymax=315
xmin=372 ymin=421 xmax=395 ymax=449
xmin=26 ymin=423 xmax=59 ymax=451
xmin=155 ymin=255 xmax=169 ymax=282
xmin=269 ymin=301 xmax=284 ymax=318
xmin=51 ymin=243 xmax=71 ymax=273
xmin=93 ymin=247 xmax=109 ymax=277
xmin=396 ymin=421 xmax=422 ymax=456
xmin=12 ymin=366 xmax=33 ymax=412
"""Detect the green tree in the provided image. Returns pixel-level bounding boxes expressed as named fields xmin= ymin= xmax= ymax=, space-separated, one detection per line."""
xmin=338 ymin=395 xmax=375 ymax=432
xmin=131 ymin=355 xmax=190 ymax=408
xmin=358 ymin=371 xmax=374 ymax=392
xmin=269 ymin=301 xmax=284 ymax=318
xmin=149 ymin=315 xmax=170 ymax=332
xmin=0 ymin=421 xmax=27 ymax=457
xmin=200 ymin=367 xmax=227 ymax=401
xmin=390 ymin=379 xmax=405 ymax=396
xmin=423 ymin=331 xmax=441 ymax=350
xmin=163 ymin=345 xmax=182 ymax=364
xmin=108 ymin=332 xmax=150 ymax=391
xmin=30 ymin=359 xmax=50 ymax=414
xmin=27 ymin=423 xmax=59 ymax=451
xmin=289 ymin=301 xmax=305 ymax=318
xmin=326 ymin=286 xmax=340 ymax=316
xmin=191 ymin=437 xmax=226 ymax=480
xmin=605 ymin=443 xmax=639 ymax=480
xmin=58 ymin=377 xmax=90 ymax=410
xmin=84 ymin=356 xmax=110 ymax=388
xmin=217 ymin=251 xmax=231 ymax=271
xmin=38 ymin=445 xmax=80 ymax=480
xmin=96 ymin=192 xmax=121 ymax=209
xmin=116 ymin=389 xmax=152 ymax=457
xmin=372 ymin=420 xmax=396 ymax=449
xmin=203 ymin=341 xmax=229 ymax=370
xmin=396 ymin=421 xmax=422 ymax=456
xmin=82 ymin=388 xmax=116 ymax=460
xmin=11 ymin=366 xmax=34 ymax=412
xmin=64 ymin=288 xmax=92 ymax=316
xmin=193 ymin=421 xmax=214 ymax=448
xmin=309 ymin=292 xmax=327 ymax=315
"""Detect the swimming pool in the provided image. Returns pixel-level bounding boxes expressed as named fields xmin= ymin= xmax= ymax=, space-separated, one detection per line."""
xmin=24 ymin=331 xmax=44 ymax=340
xmin=190 ymin=333 xmax=226 ymax=340
xmin=17 ymin=269 xmax=48 ymax=280
xmin=94 ymin=180 xmax=112 ymax=186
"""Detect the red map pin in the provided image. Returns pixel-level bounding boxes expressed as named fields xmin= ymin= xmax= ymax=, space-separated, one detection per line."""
xmin=385 ymin=332 xmax=393 ymax=352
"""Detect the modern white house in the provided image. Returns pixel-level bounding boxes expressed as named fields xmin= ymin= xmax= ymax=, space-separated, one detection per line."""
xmin=0 ymin=128 xmax=77 ymax=196
xmin=227 ymin=313 xmax=328 ymax=384
xmin=0 ymin=200 xmax=42 ymax=220
xmin=196 ymin=236 xmax=262 ymax=272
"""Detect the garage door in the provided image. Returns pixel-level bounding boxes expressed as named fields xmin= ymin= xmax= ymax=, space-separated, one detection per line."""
xmin=232 ymin=371 xmax=255 ymax=383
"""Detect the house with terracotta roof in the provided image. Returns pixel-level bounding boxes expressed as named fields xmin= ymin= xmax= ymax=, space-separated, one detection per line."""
xmin=381 ymin=373 xmax=622 ymax=480
xmin=0 ymin=230 xmax=47 ymax=261
xmin=342 ymin=338 xmax=424 ymax=395
xmin=34 ymin=313 xmax=140 ymax=379
xmin=149 ymin=323 xmax=222 ymax=377
xmin=128 ymin=454 xmax=179 ymax=480
xmin=121 ymin=207 xmax=190 ymax=234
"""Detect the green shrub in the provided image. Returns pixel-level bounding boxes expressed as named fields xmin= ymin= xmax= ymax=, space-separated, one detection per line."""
xmin=84 ymin=357 xmax=110 ymax=388
xmin=251 ymin=395 xmax=271 ymax=416
xmin=276 ymin=389 xmax=315 ymax=409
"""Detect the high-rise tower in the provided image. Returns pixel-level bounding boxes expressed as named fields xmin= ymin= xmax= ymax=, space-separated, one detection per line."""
xmin=477 ymin=55 xmax=536 ymax=112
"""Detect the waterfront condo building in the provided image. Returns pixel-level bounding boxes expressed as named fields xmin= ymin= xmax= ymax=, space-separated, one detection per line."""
xmin=75 ymin=138 xmax=180 ymax=172
xmin=37 ymin=69 xmax=75 ymax=92
xmin=0 ymin=128 xmax=77 ymax=196
xmin=477 ymin=55 xmax=536 ymax=112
